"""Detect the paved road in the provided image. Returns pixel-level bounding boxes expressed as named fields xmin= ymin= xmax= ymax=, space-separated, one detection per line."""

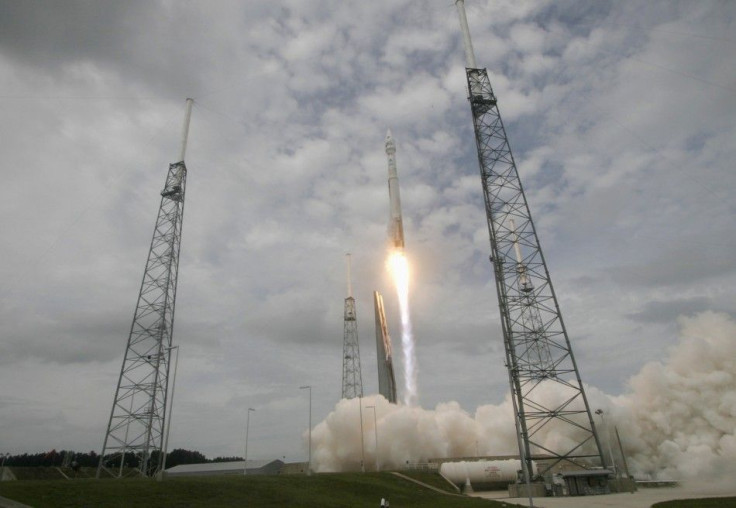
xmin=0 ymin=495 xmax=32 ymax=508
xmin=470 ymin=481 xmax=736 ymax=507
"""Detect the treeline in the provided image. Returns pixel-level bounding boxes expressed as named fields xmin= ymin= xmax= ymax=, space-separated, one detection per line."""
xmin=4 ymin=449 xmax=237 ymax=470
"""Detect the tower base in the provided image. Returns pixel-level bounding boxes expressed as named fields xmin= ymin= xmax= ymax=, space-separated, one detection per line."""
xmin=508 ymin=482 xmax=547 ymax=498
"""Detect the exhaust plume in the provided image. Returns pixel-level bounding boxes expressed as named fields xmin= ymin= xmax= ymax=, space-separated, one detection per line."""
xmin=387 ymin=250 xmax=417 ymax=406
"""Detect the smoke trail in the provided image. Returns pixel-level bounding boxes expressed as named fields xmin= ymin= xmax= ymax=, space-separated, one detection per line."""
xmin=310 ymin=311 xmax=736 ymax=481
xmin=387 ymin=250 xmax=417 ymax=406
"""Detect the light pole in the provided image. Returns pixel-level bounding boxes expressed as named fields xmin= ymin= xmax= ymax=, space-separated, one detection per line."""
xmin=365 ymin=405 xmax=378 ymax=471
xmin=1 ymin=453 xmax=9 ymax=480
xmin=595 ymin=409 xmax=617 ymax=476
xmin=359 ymin=397 xmax=365 ymax=473
xmin=158 ymin=345 xmax=180 ymax=481
xmin=299 ymin=385 xmax=312 ymax=475
xmin=244 ymin=407 xmax=255 ymax=475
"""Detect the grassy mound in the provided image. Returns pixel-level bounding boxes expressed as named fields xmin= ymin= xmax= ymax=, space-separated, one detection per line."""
xmin=8 ymin=467 xmax=101 ymax=481
xmin=0 ymin=472 xmax=520 ymax=508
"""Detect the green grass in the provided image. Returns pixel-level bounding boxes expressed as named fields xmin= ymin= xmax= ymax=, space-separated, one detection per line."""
xmin=652 ymin=498 xmax=736 ymax=508
xmin=0 ymin=472 xmax=522 ymax=508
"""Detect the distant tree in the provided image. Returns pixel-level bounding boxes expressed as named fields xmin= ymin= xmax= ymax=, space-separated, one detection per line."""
xmin=210 ymin=456 xmax=243 ymax=463
xmin=5 ymin=448 xmax=210 ymax=470
xmin=165 ymin=449 xmax=207 ymax=468
xmin=5 ymin=450 xmax=63 ymax=467
xmin=42 ymin=449 xmax=60 ymax=466
xmin=74 ymin=451 xmax=99 ymax=468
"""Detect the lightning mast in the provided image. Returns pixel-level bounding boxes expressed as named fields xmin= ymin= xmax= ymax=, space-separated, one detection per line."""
xmin=454 ymin=0 xmax=606 ymax=483
xmin=97 ymin=98 xmax=194 ymax=478
xmin=342 ymin=253 xmax=364 ymax=399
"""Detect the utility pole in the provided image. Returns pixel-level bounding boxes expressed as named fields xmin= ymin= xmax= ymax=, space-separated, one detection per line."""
xmin=359 ymin=397 xmax=365 ymax=472
xmin=300 ymin=385 xmax=312 ymax=475
xmin=244 ymin=408 xmax=255 ymax=475
xmin=366 ymin=405 xmax=379 ymax=471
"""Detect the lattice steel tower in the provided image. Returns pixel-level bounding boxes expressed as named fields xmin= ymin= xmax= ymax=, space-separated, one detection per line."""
xmin=455 ymin=1 xmax=606 ymax=483
xmin=97 ymin=98 xmax=194 ymax=478
xmin=342 ymin=253 xmax=363 ymax=399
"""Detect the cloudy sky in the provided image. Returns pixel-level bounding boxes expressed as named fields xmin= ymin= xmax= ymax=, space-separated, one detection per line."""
xmin=0 ymin=0 xmax=734 ymax=463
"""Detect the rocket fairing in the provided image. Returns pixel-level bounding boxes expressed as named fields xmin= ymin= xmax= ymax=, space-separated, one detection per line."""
xmin=385 ymin=129 xmax=405 ymax=250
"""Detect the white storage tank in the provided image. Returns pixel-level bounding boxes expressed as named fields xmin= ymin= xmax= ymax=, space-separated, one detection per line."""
xmin=439 ymin=460 xmax=537 ymax=491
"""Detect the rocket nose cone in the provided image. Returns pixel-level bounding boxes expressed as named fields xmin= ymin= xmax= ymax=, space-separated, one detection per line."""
xmin=386 ymin=128 xmax=393 ymax=140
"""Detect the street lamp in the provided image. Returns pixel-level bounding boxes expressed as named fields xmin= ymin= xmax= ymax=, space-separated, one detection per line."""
xmin=1 ymin=453 xmax=9 ymax=480
xmin=359 ymin=397 xmax=365 ymax=473
xmin=595 ymin=409 xmax=617 ymax=476
xmin=158 ymin=345 xmax=180 ymax=481
xmin=365 ymin=405 xmax=378 ymax=471
xmin=299 ymin=385 xmax=312 ymax=475
xmin=244 ymin=408 xmax=255 ymax=475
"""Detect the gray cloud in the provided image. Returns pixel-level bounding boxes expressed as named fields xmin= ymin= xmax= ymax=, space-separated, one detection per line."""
xmin=627 ymin=298 xmax=723 ymax=324
xmin=612 ymin=243 xmax=736 ymax=288
xmin=0 ymin=0 xmax=734 ymax=461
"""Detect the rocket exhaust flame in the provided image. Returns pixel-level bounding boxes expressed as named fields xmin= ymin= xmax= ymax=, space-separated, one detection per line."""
xmin=388 ymin=249 xmax=417 ymax=406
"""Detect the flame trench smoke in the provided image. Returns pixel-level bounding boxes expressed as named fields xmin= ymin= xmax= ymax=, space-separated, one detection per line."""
xmin=310 ymin=311 xmax=736 ymax=482
xmin=388 ymin=250 xmax=417 ymax=406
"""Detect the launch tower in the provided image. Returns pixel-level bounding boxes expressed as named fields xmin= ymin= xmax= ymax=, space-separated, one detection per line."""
xmin=455 ymin=0 xmax=606 ymax=483
xmin=97 ymin=99 xmax=194 ymax=478
xmin=342 ymin=254 xmax=364 ymax=399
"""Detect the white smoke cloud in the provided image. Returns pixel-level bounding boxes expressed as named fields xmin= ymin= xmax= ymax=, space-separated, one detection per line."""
xmin=310 ymin=311 xmax=736 ymax=480
xmin=607 ymin=311 xmax=736 ymax=481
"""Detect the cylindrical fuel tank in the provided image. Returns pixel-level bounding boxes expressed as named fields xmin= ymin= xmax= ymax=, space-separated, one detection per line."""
xmin=439 ymin=460 xmax=537 ymax=490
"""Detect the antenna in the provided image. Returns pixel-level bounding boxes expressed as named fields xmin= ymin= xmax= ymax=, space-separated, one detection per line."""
xmin=455 ymin=0 xmax=478 ymax=68
xmin=346 ymin=253 xmax=353 ymax=298
xmin=179 ymin=98 xmax=194 ymax=162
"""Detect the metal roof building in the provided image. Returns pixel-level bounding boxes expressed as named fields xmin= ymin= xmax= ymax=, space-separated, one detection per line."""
xmin=165 ymin=459 xmax=284 ymax=477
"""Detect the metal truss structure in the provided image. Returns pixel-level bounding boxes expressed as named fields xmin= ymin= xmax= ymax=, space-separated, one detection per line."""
xmin=342 ymin=292 xmax=364 ymax=399
xmin=464 ymin=67 xmax=606 ymax=480
xmin=97 ymin=159 xmax=188 ymax=478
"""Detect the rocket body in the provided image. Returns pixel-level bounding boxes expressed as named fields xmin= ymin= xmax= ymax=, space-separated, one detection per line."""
xmin=385 ymin=129 xmax=405 ymax=250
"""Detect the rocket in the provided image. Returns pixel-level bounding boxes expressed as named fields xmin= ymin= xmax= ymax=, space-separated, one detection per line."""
xmin=385 ymin=129 xmax=405 ymax=250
